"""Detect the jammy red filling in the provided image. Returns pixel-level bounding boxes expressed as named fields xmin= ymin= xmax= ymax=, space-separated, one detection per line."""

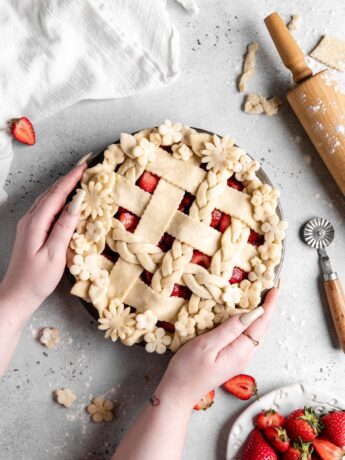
xmin=116 ymin=207 xmax=140 ymax=233
xmin=137 ymin=171 xmax=160 ymax=194
xmin=157 ymin=320 xmax=175 ymax=334
xmin=248 ymin=229 xmax=264 ymax=247
xmin=229 ymin=267 xmax=248 ymax=284
xmin=171 ymin=284 xmax=192 ymax=299
xmin=178 ymin=192 xmax=194 ymax=214
xmin=102 ymin=245 xmax=119 ymax=264
xmin=191 ymin=250 xmax=211 ymax=269
xmin=157 ymin=233 xmax=175 ymax=252
xmin=227 ymin=175 xmax=244 ymax=191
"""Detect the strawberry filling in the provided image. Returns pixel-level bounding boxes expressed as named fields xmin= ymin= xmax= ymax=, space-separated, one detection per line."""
xmin=178 ymin=192 xmax=194 ymax=214
xmin=157 ymin=233 xmax=175 ymax=252
xmin=191 ymin=250 xmax=212 ymax=269
xmin=210 ymin=208 xmax=222 ymax=229
xmin=157 ymin=321 xmax=175 ymax=334
xmin=248 ymin=229 xmax=264 ymax=247
xmin=141 ymin=270 xmax=153 ymax=285
xmin=171 ymin=284 xmax=192 ymax=299
xmin=227 ymin=176 xmax=244 ymax=191
xmin=137 ymin=171 xmax=160 ymax=194
xmin=229 ymin=267 xmax=248 ymax=284
xmin=116 ymin=208 xmax=140 ymax=233
xmin=160 ymin=145 xmax=173 ymax=153
xmin=101 ymin=245 xmax=119 ymax=264
xmin=219 ymin=214 xmax=231 ymax=233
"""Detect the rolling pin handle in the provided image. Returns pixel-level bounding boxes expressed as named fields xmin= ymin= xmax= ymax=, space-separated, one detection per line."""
xmin=264 ymin=12 xmax=313 ymax=84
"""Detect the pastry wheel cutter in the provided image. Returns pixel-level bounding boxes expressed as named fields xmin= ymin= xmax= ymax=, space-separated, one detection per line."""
xmin=302 ymin=217 xmax=345 ymax=352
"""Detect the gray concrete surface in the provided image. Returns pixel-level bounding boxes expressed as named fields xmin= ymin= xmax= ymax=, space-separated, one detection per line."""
xmin=1 ymin=1 xmax=345 ymax=459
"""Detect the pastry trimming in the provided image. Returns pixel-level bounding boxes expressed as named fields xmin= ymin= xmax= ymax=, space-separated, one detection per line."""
xmin=67 ymin=121 xmax=287 ymax=354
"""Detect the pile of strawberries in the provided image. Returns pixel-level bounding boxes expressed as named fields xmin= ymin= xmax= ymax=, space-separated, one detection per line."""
xmin=242 ymin=407 xmax=345 ymax=460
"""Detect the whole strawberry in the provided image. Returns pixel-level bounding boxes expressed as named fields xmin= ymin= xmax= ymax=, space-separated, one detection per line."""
xmin=256 ymin=409 xmax=286 ymax=430
xmin=264 ymin=426 xmax=290 ymax=452
xmin=283 ymin=441 xmax=313 ymax=460
xmin=321 ymin=411 xmax=345 ymax=448
xmin=242 ymin=428 xmax=277 ymax=460
xmin=285 ymin=408 xmax=321 ymax=442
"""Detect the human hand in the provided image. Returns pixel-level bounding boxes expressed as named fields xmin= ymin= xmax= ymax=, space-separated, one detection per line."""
xmin=156 ymin=288 xmax=279 ymax=409
xmin=0 ymin=163 xmax=86 ymax=318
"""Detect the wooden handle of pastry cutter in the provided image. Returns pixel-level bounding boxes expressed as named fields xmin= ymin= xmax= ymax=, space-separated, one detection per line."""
xmin=264 ymin=12 xmax=313 ymax=83
xmin=324 ymin=278 xmax=345 ymax=352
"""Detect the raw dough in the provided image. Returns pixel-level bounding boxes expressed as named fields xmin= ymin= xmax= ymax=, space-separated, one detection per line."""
xmin=238 ymin=42 xmax=259 ymax=92
xmin=244 ymin=93 xmax=282 ymax=116
xmin=310 ymin=35 xmax=345 ymax=72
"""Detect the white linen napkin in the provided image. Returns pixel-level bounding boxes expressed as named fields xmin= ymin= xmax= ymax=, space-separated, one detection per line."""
xmin=0 ymin=0 xmax=182 ymax=203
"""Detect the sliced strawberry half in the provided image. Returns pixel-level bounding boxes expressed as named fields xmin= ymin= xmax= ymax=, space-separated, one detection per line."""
xmin=219 ymin=214 xmax=231 ymax=233
xmin=229 ymin=267 xmax=248 ymax=284
xmin=248 ymin=229 xmax=265 ymax=247
xmin=178 ymin=192 xmax=194 ymax=214
xmin=157 ymin=233 xmax=175 ymax=252
xmin=193 ymin=390 xmax=215 ymax=411
xmin=227 ymin=176 xmax=244 ymax=191
xmin=223 ymin=374 xmax=258 ymax=400
xmin=117 ymin=209 xmax=140 ymax=233
xmin=137 ymin=171 xmax=160 ymax=194
xmin=312 ymin=438 xmax=344 ymax=460
xmin=210 ymin=209 xmax=222 ymax=229
xmin=10 ymin=117 xmax=36 ymax=145
xmin=191 ymin=250 xmax=212 ymax=269
xmin=157 ymin=321 xmax=175 ymax=334
xmin=171 ymin=284 xmax=191 ymax=299
xmin=264 ymin=427 xmax=290 ymax=453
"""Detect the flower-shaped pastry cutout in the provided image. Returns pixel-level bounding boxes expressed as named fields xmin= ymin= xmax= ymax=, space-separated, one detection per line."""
xmin=81 ymin=180 xmax=115 ymax=220
xmin=70 ymin=232 xmax=91 ymax=255
xmin=55 ymin=388 xmax=77 ymax=408
xmin=172 ymin=143 xmax=193 ymax=161
xmin=200 ymin=135 xmax=242 ymax=172
xmin=258 ymin=242 xmax=282 ymax=263
xmin=86 ymin=221 xmax=106 ymax=243
xmin=239 ymin=279 xmax=262 ymax=309
xmin=194 ymin=308 xmax=215 ymax=331
xmin=132 ymin=137 xmax=157 ymax=166
xmin=87 ymin=396 xmax=114 ymax=422
xmin=251 ymin=184 xmax=280 ymax=222
xmin=233 ymin=155 xmax=260 ymax=182
xmin=136 ymin=309 xmax=158 ymax=331
xmin=69 ymin=254 xmax=97 ymax=281
xmin=213 ymin=304 xmax=237 ymax=324
xmin=98 ymin=299 xmax=136 ymax=342
xmin=222 ymin=285 xmax=242 ymax=307
xmin=89 ymin=269 xmax=110 ymax=311
xmin=40 ymin=327 xmax=60 ymax=348
xmin=248 ymin=256 xmax=275 ymax=289
xmin=103 ymin=143 xmax=125 ymax=170
xmin=144 ymin=327 xmax=172 ymax=354
xmin=261 ymin=214 xmax=288 ymax=243
xmin=175 ymin=307 xmax=196 ymax=337
xmin=158 ymin=120 xmax=183 ymax=146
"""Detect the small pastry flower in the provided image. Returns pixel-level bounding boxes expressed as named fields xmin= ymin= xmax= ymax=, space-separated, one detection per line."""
xmin=98 ymin=299 xmax=136 ymax=342
xmin=55 ymin=388 xmax=77 ymax=408
xmin=158 ymin=120 xmax=183 ymax=146
xmin=175 ymin=308 xmax=196 ymax=337
xmin=200 ymin=135 xmax=242 ymax=172
xmin=69 ymin=254 xmax=96 ymax=281
xmin=251 ymin=184 xmax=280 ymax=222
xmin=136 ymin=309 xmax=158 ymax=332
xmin=86 ymin=220 xmax=106 ymax=243
xmin=86 ymin=396 xmax=114 ymax=422
xmin=258 ymin=242 xmax=282 ymax=263
xmin=213 ymin=304 xmax=237 ymax=324
xmin=233 ymin=155 xmax=260 ymax=182
xmin=248 ymin=257 xmax=275 ymax=289
xmin=222 ymin=285 xmax=242 ymax=307
xmin=172 ymin=143 xmax=193 ymax=161
xmin=81 ymin=180 xmax=114 ymax=220
xmin=132 ymin=137 xmax=157 ymax=166
xmin=238 ymin=279 xmax=262 ymax=309
xmin=194 ymin=308 xmax=214 ymax=331
xmin=70 ymin=232 xmax=91 ymax=255
xmin=144 ymin=327 xmax=172 ymax=354
xmin=261 ymin=214 xmax=288 ymax=243
xmin=40 ymin=327 xmax=60 ymax=348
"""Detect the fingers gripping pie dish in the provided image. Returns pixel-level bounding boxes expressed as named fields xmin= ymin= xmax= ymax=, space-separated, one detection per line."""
xmin=67 ymin=121 xmax=287 ymax=354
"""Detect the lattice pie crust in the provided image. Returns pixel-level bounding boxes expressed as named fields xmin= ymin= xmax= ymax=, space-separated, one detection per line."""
xmin=67 ymin=121 xmax=287 ymax=354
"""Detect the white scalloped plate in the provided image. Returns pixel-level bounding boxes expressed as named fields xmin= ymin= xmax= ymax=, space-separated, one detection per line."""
xmin=226 ymin=383 xmax=345 ymax=460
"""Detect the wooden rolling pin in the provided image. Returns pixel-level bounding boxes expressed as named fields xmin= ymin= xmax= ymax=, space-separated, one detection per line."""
xmin=264 ymin=12 xmax=345 ymax=195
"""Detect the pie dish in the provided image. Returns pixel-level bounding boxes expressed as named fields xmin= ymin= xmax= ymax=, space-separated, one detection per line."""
xmin=226 ymin=383 xmax=345 ymax=460
xmin=67 ymin=121 xmax=287 ymax=354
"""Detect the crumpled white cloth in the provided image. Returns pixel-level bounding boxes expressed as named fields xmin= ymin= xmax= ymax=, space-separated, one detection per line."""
xmin=0 ymin=0 xmax=183 ymax=203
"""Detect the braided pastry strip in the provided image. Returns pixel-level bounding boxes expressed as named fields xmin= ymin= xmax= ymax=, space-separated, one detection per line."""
xmin=210 ymin=217 xmax=250 ymax=280
xmin=110 ymin=220 xmax=164 ymax=273
xmin=181 ymin=263 xmax=228 ymax=304
xmin=151 ymin=240 xmax=193 ymax=296
xmin=189 ymin=169 xmax=231 ymax=224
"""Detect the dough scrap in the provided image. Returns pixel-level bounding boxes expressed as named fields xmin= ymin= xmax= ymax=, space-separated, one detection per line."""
xmin=87 ymin=396 xmax=115 ymax=422
xmin=238 ymin=42 xmax=259 ymax=92
xmin=40 ymin=327 xmax=60 ymax=348
xmin=244 ymin=93 xmax=282 ymax=116
xmin=310 ymin=35 xmax=345 ymax=72
xmin=55 ymin=388 xmax=77 ymax=408
xmin=287 ymin=15 xmax=301 ymax=31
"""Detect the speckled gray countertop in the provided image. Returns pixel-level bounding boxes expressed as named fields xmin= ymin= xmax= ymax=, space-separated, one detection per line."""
xmin=1 ymin=1 xmax=345 ymax=459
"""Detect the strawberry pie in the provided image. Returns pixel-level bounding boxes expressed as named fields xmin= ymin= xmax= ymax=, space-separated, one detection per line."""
xmin=67 ymin=121 xmax=287 ymax=353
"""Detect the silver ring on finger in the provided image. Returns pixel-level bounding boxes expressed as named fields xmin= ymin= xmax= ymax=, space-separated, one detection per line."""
xmin=242 ymin=331 xmax=260 ymax=347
